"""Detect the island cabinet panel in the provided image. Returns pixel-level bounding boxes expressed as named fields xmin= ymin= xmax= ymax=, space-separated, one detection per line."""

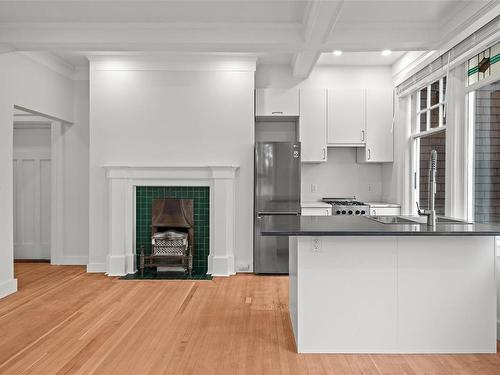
xmin=299 ymin=89 xmax=328 ymax=163
xmin=291 ymin=236 xmax=398 ymax=353
xmin=327 ymin=88 xmax=366 ymax=146
xmin=397 ymin=236 xmax=497 ymax=353
xmin=255 ymin=88 xmax=299 ymax=117
xmin=290 ymin=235 xmax=497 ymax=353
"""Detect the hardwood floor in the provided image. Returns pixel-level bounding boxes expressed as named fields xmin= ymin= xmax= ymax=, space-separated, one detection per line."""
xmin=0 ymin=264 xmax=499 ymax=374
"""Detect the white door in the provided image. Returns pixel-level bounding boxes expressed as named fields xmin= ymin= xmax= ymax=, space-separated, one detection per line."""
xmin=13 ymin=127 xmax=51 ymax=260
xmin=327 ymin=88 xmax=366 ymax=145
xmin=299 ymin=89 xmax=327 ymax=162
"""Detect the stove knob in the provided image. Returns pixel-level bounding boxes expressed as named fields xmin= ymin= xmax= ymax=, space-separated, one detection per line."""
xmin=355 ymin=210 xmax=360 ymax=215
xmin=341 ymin=210 xmax=346 ymax=215
xmin=336 ymin=210 xmax=341 ymax=215
xmin=348 ymin=210 xmax=353 ymax=215
xmin=361 ymin=210 xmax=366 ymax=215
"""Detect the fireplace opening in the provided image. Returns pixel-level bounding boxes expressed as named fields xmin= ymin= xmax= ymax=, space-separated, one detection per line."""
xmin=139 ymin=198 xmax=194 ymax=276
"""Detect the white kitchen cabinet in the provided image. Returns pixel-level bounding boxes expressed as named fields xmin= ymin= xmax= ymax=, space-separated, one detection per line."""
xmin=299 ymin=89 xmax=327 ymax=163
xmin=301 ymin=202 xmax=332 ymax=216
xmin=357 ymin=88 xmax=394 ymax=163
xmin=255 ymin=88 xmax=300 ymax=117
xmin=327 ymin=88 xmax=366 ymax=146
xmin=368 ymin=203 xmax=401 ymax=216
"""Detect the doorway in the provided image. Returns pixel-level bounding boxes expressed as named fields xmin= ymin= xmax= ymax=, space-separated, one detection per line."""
xmin=12 ymin=107 xmax=65 ymax=263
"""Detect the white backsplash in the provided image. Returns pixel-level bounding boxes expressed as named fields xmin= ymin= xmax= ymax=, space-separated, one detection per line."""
xmin=301 ymin=148 xmax=384 ymax=202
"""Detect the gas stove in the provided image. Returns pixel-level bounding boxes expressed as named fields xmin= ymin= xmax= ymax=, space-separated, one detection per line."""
xmin=322 ymin=197 xmax=369 ymax=216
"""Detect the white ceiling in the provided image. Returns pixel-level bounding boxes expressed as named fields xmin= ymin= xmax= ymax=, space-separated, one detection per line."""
xmin=317 ymin=51 xmax=407 ymax=66
xmin=0 ymin=0 xmax=497 ymax=77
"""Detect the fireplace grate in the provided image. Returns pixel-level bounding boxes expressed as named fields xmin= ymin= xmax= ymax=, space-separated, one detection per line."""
xmin=152 ymin=238 xmax=187 ymax=256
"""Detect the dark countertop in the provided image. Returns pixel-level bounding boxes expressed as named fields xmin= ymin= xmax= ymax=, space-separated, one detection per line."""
xmin=260 ymin=215 xmax=500 ymax=236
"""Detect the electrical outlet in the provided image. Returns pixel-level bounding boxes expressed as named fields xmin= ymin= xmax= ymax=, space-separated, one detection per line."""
xmin=312 ymin=237 xmax=321 ymax=252
xmin=311 ymin=183 xmax=318 ymax=193
xmin=368 ymin=184 xmax=372 ymax=192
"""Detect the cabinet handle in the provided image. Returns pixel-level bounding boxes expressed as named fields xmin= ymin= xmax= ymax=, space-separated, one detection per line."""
xmin=271 ymin=111 xmax=284 ymax=114
xmin=368 ymin=149 xmax=371 ymax=160
xmin=361 ymin=130 xmax=365 ymax=141
xmin=322 ymin=148 xmax=326 ymax=160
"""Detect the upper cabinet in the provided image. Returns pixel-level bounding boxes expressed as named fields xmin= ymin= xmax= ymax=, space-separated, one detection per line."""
xmin=299 ymin=89 xmax=327 ymax=163
xmin=357 ymin=88 xmax=394 ymax=163
xmin=327 ymin=88 xmax=366 ymax=146
xmin=255 ymin=88 xmax=300 ymax=117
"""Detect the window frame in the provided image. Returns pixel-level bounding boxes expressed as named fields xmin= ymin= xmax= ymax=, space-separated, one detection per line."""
xmin=415 ymin=76 xmax=447 ymax=134
xmin=410 ymin=76 xmax=448 ymax=215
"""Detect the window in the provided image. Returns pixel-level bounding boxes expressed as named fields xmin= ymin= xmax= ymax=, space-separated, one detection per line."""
xmin=471 ymin=81 xmax=500 ymax=223
xmin=417 ymin=132 xmax=446 ymax=215
xmin=412 ymin=77 xmax=447 ymax=215
xmin=417 ymin=76 xmax=447 ymax=131
xmin=467 ymin=42 xmax=500 ymax=86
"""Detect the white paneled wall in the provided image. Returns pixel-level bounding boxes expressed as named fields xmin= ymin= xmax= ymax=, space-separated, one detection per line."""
xmin=13 ymin=127 xmax=51 ymax=260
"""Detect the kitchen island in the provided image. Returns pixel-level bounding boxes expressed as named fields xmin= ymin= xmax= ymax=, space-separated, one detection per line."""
xmin=260 ymin=215 xmax=500 ymax=354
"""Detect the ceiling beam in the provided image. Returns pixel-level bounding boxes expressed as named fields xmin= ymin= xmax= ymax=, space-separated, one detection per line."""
xmin=292 ymin=0 xmax=344 ymax=78
xmin=0 ymin=22 xmax=303 ymax=52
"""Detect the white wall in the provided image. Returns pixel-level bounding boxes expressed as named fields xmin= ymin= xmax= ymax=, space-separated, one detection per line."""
xmin=62 ymin=79 xmax=89 ymax=264
xmin=255 ymin=64 xmax=393 ymax=202
xmin=302 ymin=148 xmax=383 ymax=202
xmin=88 ymin=57 xmax=255 ymax=273
xmin=0 ymin=52 xmax=74 ymax=298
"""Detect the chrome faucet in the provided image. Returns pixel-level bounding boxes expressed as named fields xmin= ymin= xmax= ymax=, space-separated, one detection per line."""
xmin=417 ymin=150 xmax=437 ymax=227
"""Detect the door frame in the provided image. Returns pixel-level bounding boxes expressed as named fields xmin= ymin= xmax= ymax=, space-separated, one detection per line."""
xmin=13 ymin=105 xmax=68 ymax=265
xmin=50 ymin=121 xmax=64 ymax=264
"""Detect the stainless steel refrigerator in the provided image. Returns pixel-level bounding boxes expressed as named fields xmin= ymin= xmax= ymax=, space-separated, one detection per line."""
xmin=254 ymin=142 xmax=301 ymax=274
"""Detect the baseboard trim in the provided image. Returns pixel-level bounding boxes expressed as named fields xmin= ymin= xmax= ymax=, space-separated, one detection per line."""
xmin=14 ymin=259 xmax=50 ymax=263
xmin=52 ymin=256 xmax=88 ymax=266
xmin=87 ymin=262 xmax=106 ymax=273
xmin=0 ymin=279 xmax=18 ymax=299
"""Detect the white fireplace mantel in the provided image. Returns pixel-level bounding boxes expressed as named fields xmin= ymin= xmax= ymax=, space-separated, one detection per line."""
xmin=104 ymin=165 xmax=239 ymax=277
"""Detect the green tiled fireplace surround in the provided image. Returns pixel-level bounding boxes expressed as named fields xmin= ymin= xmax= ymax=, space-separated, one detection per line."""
xmin=136 ymin=186 xmax=210 ymax=275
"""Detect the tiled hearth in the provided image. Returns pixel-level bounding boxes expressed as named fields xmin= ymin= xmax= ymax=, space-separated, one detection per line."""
xmin=136 ymin=186 xmax=210 ymax=274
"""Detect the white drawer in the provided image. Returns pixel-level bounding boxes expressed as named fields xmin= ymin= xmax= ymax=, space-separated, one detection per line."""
xmin=369 ymin=207 xmax=401 ymax=216
xmin=302 ymin=207 xmax=332 ymax=216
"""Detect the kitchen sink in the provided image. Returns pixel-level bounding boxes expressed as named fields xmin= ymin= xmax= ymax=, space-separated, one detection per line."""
xmin=435 ymin=217 xmax=471 ymax=224
xmin=367 ymin=215 xmax=471 ymax=225
xmin=367 ymin=216 xmax=420 ymax=224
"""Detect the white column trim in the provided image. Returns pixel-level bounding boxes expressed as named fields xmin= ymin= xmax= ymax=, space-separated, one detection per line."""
xmin=50 ymin=121 xmax=65 ymax=265
xmin=104 ymin=165 xmax=239 ymax=276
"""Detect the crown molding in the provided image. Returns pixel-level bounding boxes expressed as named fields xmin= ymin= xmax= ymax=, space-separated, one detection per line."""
xmin=89 ymin=54 xmax=257 ymax=72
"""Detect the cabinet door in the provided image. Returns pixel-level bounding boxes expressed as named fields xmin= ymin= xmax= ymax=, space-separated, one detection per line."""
xmin=301 ymin=207 xmax=332 ymax=216
xmin=255 ymin=88 xmax=300 ymax=117
xmin=327 ymin=88 xmax=366 ymax=145
xmin=299 ymin=89 xmax=327 ymax=163
xmin=358 ymin=88 xmax=394 ymax=163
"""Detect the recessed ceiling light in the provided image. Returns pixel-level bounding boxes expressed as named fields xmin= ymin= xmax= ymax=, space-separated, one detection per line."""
xmin=381 ymin=49 xmax=392 ymax=56
xmin=332 ymin=50 xmax=343 ymax=56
